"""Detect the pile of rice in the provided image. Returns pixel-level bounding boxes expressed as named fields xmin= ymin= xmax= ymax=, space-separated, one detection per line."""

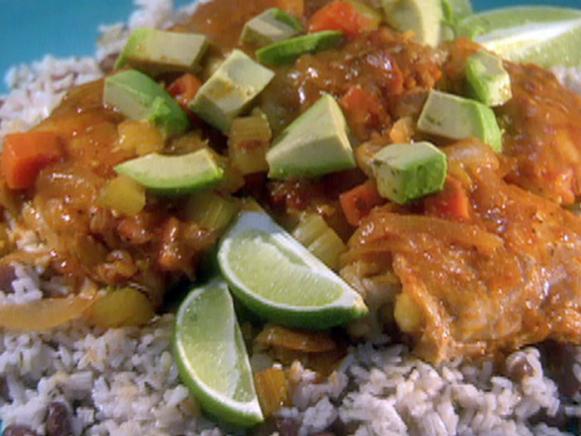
xmin=0 ymin=1 xmax=580 ymax=435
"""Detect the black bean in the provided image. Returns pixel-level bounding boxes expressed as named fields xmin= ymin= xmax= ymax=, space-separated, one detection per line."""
xmin=0 ymin=376 xmax=8 ymax=399
xmin=0 ymin=264 xmax=17 ymax=294
xmin=539 ymin=341 xmax=581 ymax=399
xmin=98 ymin=53 xmax=118 ymax=74
xmin=529 ymin=406 xmax=567 ymax=429
xmin=250 ymin=417 xmax=278 ymax=436
xmin=505 ymin=355 xmax=534 ymax=383
xmin=2 ymin=425 xmax=39 ymax=436
xmin=275 ymin=417 xmax=300 ymax=436
xmin=45 ymin=401 xmax=73 ymax=436
xmin=328 ymin=416 xmax=357 ymax=435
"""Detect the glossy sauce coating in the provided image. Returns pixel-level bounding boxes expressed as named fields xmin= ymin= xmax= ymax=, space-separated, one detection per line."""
xmin=0 ymin=0 xmax=579 ymax=361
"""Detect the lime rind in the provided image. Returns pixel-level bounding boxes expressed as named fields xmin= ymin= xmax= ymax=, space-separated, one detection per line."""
xmin=456 ymin=6 xmax=581 ymax=38
xmin=455 ymin=6 xmax=581 ymax=68
xmin=476 ymin=19 xmax=581 ymax=67
xmin=217 ymin=211 xmax=368 ymax=329
xmin=173 ymin=279 xmax=263 ymax=427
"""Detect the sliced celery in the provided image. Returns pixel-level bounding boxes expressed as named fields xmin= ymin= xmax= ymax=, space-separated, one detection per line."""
xmin=292 ymin=213 xmax=329 ymax=247
xmin=186 ymin=191 xmax=240 ymax=231
xmin=308 ymin=229 xmax=347 ymax=271
xmin=292 ymin=213 xmax=347 ymax=270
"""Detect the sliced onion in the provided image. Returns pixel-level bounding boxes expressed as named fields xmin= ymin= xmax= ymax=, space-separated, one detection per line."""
xmin=0 ymin=295 xmax=96 ymax=332
xmin=255 ymin=324 xmax=337 ymax=353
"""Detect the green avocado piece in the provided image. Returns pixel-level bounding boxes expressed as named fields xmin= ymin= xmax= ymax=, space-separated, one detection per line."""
xmin=103 ymin=69 xmax=189 ymax=137
xmin=189 ymin=50 xmax=275 ymax=133
xmin=382 ymin=0 xmax=443 ymax=46
xmin=465 ymin=51 xmax=512 ymax=107
xmin=115 ymin=28 xmax=208 ymax=73
xmin=372 ymin=142 xmax=447 ymax=204
xmin=266 ymin=94 xmax=355 ymax=179
xmin=114 ymin=148 xmax=224 ymax=195
xmin=240 ymin=8 xmax=303 ymax=47
xmin=417 ymin=90 xmax=503 ymax=152
xmin=256 ymin=31 xmax=344 ymax=65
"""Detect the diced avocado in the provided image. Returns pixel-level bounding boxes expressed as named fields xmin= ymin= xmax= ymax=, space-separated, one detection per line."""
xmin=103 ymin=69 xmax=189 ymax=137
xmin=189 ymin=50 xmax=275 ymax=133
xmin=256 ymin=31 xmax=344 ymax=65
xmin=465 ymin=51 xmax=512 ymax=107
xmin=371 ymin=142 xmax=447 ymax=204
xmin=114 ymin=148 xmax=224 ymax=196
xmin=417 ymin=90 xmax=503 ymax=152
xmin=115 ymin=28 xmax=208 ymax=73
xmin=240 ymin=8 xmax=304 ymax=47
xmin=382 ymin=0 xmax=443 ymax=47
xmin=266 ymin=94 xmax=355 ymax=179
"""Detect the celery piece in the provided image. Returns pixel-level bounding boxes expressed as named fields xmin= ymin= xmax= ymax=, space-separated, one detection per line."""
xmin=186 ymin=191 xmax=240 ymax=231
xmin=292 ymin=213 xmax=346 ymax=270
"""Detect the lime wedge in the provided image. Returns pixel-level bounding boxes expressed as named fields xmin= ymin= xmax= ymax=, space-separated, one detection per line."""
xmin=444 ymin=0 xmax=473 ymax=20
xmin=173 ymin=279 xmax=263 ymax=427
xmin=217 ymin=211 xmax=367 ymax=329
xmin=456 ymin=7 xmax=581 ymax=67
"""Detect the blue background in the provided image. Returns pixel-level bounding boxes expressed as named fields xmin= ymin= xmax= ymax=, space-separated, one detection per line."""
xmin=0 ymin=0 xmax=579 ymax=92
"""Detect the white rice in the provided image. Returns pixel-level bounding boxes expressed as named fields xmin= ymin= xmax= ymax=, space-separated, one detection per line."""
xmin=0 ymin=1 xmax=580 ymax=435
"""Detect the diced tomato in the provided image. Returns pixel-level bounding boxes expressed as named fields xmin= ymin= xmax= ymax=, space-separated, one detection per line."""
xmin=340 ymin=85 xmax=386 ymax=138
xmin=309 ymin=1 xmax=376 ymax=38
xmin=339 ymin=180 xmax=385 ymax=226
xmin=424 ymin=177 xmax=471 ymax=221
xmin=167 ymin=73 xmax=202 ymax=109
xmin=1 ymin=131 xmax=63 ymax=190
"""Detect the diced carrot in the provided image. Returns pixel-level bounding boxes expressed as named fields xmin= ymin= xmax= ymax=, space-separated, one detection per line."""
xmin=340 ymin=85 xmax=386 ymax=138
xmin=424 ymin=177 xmax=471 ymax=221
xmin=167 ymin=73 xmax=202 ymax=108
xmin=309 ymin=1 xmax=376 ymax=38
xmin=339 ymin=180 xmax=385 ymax=226
xmin=2 ymin=131 xmax=63 ymax=190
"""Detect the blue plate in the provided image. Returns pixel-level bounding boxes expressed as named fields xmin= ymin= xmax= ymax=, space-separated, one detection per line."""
xmin=0 ymin=0 xmax=579 ymax=92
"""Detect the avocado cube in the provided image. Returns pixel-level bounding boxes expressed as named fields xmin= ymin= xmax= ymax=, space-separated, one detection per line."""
xmin=417 ymin=90 xmax=503 ymax=152
xmin=241 ymin=8 xmax=304 ymax=47
xmin=382 ymin=0 xmax=443 ymax=47
xmin=115 ymin=148 xmax=224 ymax=196
xmin=256 ymin=31 xmax=344 ymax=65
xmin=466 ymin=51 xmax=512 ymax=107
xmin=115 ymin=28 xmax=208 ymax=73
xmin=104 ymin=69 xmax=189 ymax=137
xmin=189 ymin=50 xmax=275 ymax=133
xmin=266 ymin=94 xmax=356 ymax=179
xmin=372 ymin=142 xmax=447 ymax=204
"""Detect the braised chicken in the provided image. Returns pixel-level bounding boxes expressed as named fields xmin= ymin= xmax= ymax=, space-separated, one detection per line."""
xmin=445 ymin=39 xmax=581 ymax=205
xmin=343 ymin=141 xmax=581 ymax=363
